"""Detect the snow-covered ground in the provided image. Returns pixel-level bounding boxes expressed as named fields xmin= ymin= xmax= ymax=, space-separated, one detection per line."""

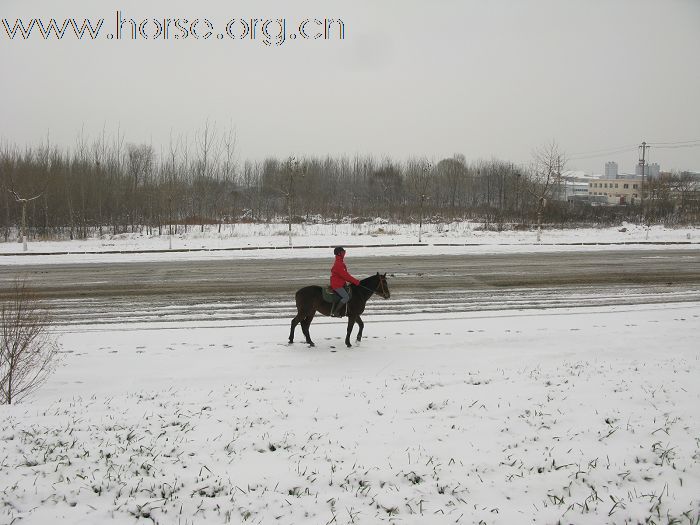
xmin=0 ymin=222 xmax=697 ymax=255
xmin=1 ymin=223 xmax=699 ymax=523
xmin=2 ymin=304 xmax=699 ymax=524
xmin=1 ymin=221 xmax=699 ymax=265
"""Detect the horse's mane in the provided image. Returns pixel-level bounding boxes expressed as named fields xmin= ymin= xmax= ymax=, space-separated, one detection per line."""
xmin=357 ymin=274 xmax=379 ymax=288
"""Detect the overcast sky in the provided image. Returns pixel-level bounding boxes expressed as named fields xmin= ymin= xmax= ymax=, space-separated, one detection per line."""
xmin=1 ymin=0 xmax=699 ymax=174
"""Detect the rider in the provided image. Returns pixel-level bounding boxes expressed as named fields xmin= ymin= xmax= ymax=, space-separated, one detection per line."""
xmin=330 ymin=246 xmax=360 ymax=317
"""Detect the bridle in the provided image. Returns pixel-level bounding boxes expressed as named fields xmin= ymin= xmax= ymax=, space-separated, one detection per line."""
xmin=379 ymin=275 xmax=389 ymax=299
xmin=375 ymin=275 xmax=390 ymax=298
xmin=359 ymin=275 xmax=390 ymax=298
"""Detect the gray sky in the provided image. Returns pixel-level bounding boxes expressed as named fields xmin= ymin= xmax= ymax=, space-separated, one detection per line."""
xmin=1 ymin=0 xmax=699 ymax=173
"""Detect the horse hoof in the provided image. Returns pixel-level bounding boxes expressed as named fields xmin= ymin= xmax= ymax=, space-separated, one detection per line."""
xmin=308 ymin=342 xmax=315 ymax=347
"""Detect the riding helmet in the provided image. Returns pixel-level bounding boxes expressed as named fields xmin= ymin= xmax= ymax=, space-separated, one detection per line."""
xmin=333 ymin=246 xmax=345 ymax=256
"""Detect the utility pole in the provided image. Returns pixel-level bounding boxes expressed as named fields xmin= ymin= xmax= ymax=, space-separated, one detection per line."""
xmin=639 ymin=141 xmax=650 ymax=218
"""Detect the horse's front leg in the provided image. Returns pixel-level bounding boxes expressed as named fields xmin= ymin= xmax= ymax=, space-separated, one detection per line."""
xmin=355 ymin=316 xmax=364 ymax=342
xmin=345 ymin=316 xmax=356 ymax=348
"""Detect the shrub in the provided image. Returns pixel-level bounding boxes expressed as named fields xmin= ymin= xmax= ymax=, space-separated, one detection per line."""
xmin=1 ymin=279 xmax=61 ymax=404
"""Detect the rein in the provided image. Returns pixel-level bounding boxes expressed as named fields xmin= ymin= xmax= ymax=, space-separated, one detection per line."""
xmin=357 ymin=276 xmax=387 ymax=297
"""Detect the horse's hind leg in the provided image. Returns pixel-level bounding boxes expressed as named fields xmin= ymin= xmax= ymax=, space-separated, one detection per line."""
xmin=301 ymin=314 xmax=315 ymax=347
xmin=289 ymin=313 xmax=303 ymax=343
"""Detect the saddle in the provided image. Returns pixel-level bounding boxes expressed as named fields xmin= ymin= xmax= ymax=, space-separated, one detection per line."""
xmin=322 ymin=285 xmax=352 ymax=304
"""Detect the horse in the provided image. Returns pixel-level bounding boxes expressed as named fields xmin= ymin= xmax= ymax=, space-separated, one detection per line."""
xmin=289 ymin=273 xmax=390 ymax=348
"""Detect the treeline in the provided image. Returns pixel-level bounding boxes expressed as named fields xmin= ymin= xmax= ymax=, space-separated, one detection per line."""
xmin=0 ymin=135 xmax=697 ymax=241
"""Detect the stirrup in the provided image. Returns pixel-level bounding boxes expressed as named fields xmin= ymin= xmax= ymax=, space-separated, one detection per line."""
xmin=331 ymin=303 xmax=343 ymax=317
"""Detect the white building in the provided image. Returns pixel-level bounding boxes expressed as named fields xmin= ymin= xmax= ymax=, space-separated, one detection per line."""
xmin=634 ymin=162 xmax=660 ymax=179
xmin=551 ymin=171 xmax=591 ymax=202
xmin=605 ymin=161 xmax=618 ymax=178
xmin=588 ymin=177 xmax=640 ymax=205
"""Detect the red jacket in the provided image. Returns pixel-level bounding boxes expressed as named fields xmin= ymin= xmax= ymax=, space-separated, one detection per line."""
xmin=330 ymin=254 xmax=360 ymax=289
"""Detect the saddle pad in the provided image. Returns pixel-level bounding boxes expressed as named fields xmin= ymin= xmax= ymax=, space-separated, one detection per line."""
xmin=322 ymin=286 xmax=352 ymax=303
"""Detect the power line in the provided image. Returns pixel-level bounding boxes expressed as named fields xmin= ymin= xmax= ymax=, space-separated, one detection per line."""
xmin=569 ymin=146 xmax=638 ymax=161
xmin=569 ymin=140 xmax=700 ymax=161
xmin=647 ymin=139 xmax=700 ymax=146
xmin=649 ymin=143 xmax=700 ymax=150
xmin=569 ymin=143 xmax=639 ymax=156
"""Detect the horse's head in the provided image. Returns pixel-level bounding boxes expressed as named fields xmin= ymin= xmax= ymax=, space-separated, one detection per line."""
xmin=375 ymin=273 xmax=390 ymax=299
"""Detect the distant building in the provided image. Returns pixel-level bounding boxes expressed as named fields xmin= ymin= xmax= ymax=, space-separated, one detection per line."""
xmin=602 ymin=160 xmax=660 ymax=180
xmin=551 ymin=171 xmax=591 ymax=201
xmin=605 ymin=161 xmax=618 ymax=178
xmin=635 ymin=162 xmax=660 ymax=179
xmin=552 ymin=181 xmax=590 ymax=201
xmin=588 ymin=177 xmax=641 ymax=204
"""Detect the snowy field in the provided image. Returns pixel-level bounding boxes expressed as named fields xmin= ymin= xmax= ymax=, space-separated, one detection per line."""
xmin=1 ymin=223 xmax=699 ymax=524
xmin=1 ymin=222 xmax=699 ymax=264
xmin=2 ymin=304 xmax=699 ymax=524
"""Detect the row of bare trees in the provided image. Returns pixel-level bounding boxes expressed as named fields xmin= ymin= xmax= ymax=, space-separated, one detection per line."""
xmin=1 ymin=136 xmax=698 ymax=242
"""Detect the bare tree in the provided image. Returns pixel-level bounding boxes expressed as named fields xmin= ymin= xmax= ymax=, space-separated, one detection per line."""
xmin=125 ymin=143 xmax=154 ymax=232
xmin=528 ymin=141 xmax=566 ymax=241
xmin=673 ymin=172 xmax=700 ymax=217
xmin=194 ymin=120 xmax=223 ymax=232
xmin=1 ymin=279 xmax=60 ymax=404
xmin=369 ymin=161 xmax=403 ymax=218
xmin=282 ymin=156 xmax=305 ymax=246
xmin=219 ymin=125 xmax=238 ymax=233
xmin=405 ymin=159 xmax=432 ymax=242
xmin=436 ymin=155 xmax=466 ymax=218
xmin=1 ymin=150 xmax=50 ymax=251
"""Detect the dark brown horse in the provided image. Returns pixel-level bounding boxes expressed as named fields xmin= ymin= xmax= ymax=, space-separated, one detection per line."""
xmin=289 ymin=273 xmax=390 ymax=348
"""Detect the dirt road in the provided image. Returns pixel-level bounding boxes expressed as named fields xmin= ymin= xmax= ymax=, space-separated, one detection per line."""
xmin=2 ymin=249 xmax=699 ymax=325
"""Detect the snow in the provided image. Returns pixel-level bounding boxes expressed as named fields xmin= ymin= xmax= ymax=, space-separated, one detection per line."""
xmin=1 ymin=223 xmax=699 ymax=524
xmin=1 ymin=222 xmax=699 ymax=266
